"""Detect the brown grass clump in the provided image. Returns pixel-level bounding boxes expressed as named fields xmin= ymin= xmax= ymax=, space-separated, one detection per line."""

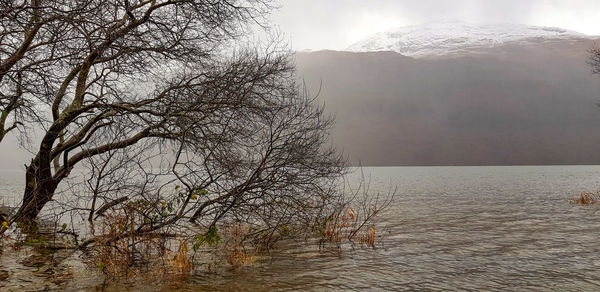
xmin=83 ymin=207 xmax=177 ymax=280
xmin=356 ymin=226 xmax=376 ymax=248
xmin=85 ymin=210 xmax=262 ymax=281
xmin=320 ymin=205 xmax=382 ymax=249
xmin=570 ymin=191 xmax=600 ymax=205
xmin=164 ymin=239 xmax=193 ymax=277
xmin=219 ymin=224 xmax=257 ymax=268
xmin=227 ymin=249 xmax=255 ymax=268
xmin=318 ymin=173 xmax=395 ymax=249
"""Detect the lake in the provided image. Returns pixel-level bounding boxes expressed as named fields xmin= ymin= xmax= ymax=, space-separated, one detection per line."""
xmin=2 ymin=166 xmax=600 ymax=291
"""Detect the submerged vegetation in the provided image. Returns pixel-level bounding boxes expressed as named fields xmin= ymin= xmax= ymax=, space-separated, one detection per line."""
xmin=0 ymin=180 xmax=393 ymax=283
xmin=79 ymin=177 xmax=395 ymax=280
xmin=319 ymin=181 xmax=395 ymax=249
xmin=569 ymin=191 xmax=600 ymax=205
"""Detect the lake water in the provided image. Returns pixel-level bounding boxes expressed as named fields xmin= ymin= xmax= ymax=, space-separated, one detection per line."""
xmin=2 ymin=166 xmax=600 ymax=291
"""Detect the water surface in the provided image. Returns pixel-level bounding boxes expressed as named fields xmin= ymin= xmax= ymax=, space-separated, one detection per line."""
xmin=2 ymin=166 xmax=600 ymax=291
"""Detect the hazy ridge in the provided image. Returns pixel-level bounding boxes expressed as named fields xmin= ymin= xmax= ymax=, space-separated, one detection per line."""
xmin=296 ymin=39 xmax=600 ymax=166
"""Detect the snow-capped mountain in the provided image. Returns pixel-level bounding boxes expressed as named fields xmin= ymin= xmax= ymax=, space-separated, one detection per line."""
xmin=346 ymin=20 xmax=589 ymax=58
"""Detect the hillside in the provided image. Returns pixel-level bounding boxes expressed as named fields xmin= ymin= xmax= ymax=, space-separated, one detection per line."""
xmin=347 ymin=20 xmax=589 ymax=58
xmin=296 ymin=39 xmax=600 ymax=165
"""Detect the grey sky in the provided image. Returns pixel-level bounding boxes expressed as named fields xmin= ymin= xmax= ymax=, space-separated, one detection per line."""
xmin=270 ymin=0 xmax=600 ymax=50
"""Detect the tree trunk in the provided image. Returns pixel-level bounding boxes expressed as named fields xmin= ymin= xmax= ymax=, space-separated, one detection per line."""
xmin=13 ymin=156 xmax=58 ymax=225
xmin=13 ymin=117 xmax=69 ymax=225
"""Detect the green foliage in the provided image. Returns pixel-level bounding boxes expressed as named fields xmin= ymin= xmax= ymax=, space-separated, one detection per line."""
xmin=193 ymin=226 xmax=221 ymax=250
xmin=96 ymin=263 xmax=105 ymax=270
xmin=172 ymin=186 xmax=209 ymax=205
xmin=280 ymin=224 xmax=290 ymax=235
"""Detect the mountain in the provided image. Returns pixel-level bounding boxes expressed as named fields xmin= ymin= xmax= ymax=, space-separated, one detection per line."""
xmin=1 ymin=22 xmax=599 ymax=168
xmin=296 ymin=37 xmax=600 ymax=166
xmin=346 ymin=20 xmax=590 ymax=58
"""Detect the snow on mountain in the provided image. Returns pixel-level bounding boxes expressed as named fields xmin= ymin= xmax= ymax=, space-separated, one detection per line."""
xmin=346 ymin=20 xmax=589 ymax=58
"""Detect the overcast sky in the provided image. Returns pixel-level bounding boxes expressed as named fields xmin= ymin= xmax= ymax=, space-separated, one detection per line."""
xmin=270 ymin=0 xmax=600 ymax=51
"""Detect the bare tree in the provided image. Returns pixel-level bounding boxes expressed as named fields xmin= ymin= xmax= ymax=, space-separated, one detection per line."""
xmin=0 ymin=0 xmax=63 ymax=142
xmin=0 ymin=0 xmax=346 ymax=244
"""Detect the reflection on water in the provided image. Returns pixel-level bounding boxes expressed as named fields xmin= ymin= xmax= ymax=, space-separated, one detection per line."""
xmin=0 ymin=169 xmax=23 ymax=207
xmin=2 ymin=166 xmax=600 ymax=290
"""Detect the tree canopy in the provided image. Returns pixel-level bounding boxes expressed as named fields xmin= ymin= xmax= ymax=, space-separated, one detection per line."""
xmin=0 ymin=0 xmax=346 ymax=246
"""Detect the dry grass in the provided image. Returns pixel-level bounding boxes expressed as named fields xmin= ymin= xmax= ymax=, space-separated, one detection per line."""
xmin=318 ymin=171 xmax=395 ymax=249
xmin=81 ymin=184 xmax=393 ymax=281
xmin=320 ymin=206 xmax=381 ymax=248
xmin=164 ymin=239 xmax=193 ymax=277
xmin=86 ymin=233 xmax=196 ymax=281
xmin=356 ymin=226 xmax=376 ymax=247
xmin=570 ymin=191 xmax=600 ymax=205
xmin=84 ymin=207 xmax=174 ymax=280
xmin=85 ymin=210 xmax=262 ymax=280
xmin=216 ymin=224 xmax=257 ymax=268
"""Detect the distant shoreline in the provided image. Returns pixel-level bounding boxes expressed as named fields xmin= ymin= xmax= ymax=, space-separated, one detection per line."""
xmin=3 ymin=165 xmax=600 ymax=172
